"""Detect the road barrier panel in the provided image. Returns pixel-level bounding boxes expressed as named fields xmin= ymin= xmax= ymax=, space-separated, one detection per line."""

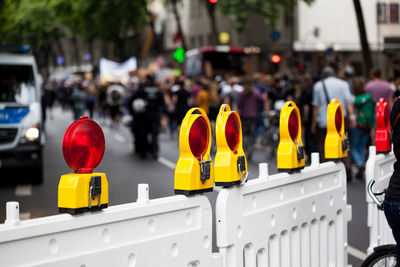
xmin=365 ymin=146 xmax=395 ymax=254
xmin=216 ymin=152 xmax=351 ymax=267
xmin=214 ymin=104 xmax=248 ymax=187
xmin=325 ymin=99 xmax=349 ymax=160
xmin=277 ymin=101 xmax=305 ymax=172
xmin=0 ymin=184 xmax=222 ymax=267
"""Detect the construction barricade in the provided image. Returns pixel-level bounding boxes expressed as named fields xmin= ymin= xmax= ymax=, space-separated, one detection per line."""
xmin=216 ymin=154 xmax=351 ymax=267
xmin=365 ymin=146 xmax=395 ymax=254
xmin=0 ymin=185 xmax=222 ymax=267
xmin=0 ymin=103 xmax=353 ymax=266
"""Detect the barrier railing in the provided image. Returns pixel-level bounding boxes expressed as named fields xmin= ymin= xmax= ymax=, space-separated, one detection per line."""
xmin=216 ymin=154 xmax=351 ymax=267
xmin=0 ymin=184 xmax=222 ymax=267
xmin=365 ymin=146 xmax=395 ymax=254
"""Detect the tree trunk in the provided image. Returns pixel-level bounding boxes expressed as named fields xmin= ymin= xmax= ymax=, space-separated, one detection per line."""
xmin=353 ymin=0 xmax=372 ymax=77
xmin=71 ymin=36 xmax=80 ymax=66
xmin=206 ymin=2 xmax=218 ymax=45
xmin=172 ymin=0 xmax=187 ymax=50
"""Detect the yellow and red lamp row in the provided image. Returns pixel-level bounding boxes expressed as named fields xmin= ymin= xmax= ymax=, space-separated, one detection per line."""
xmin=56 ymin=98 xmax=390 ymax=214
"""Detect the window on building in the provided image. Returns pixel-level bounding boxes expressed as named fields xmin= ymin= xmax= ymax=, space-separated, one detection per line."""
xmin=377 ymin=3 xmax=387 ymax=23
xmin=390 ymin=3 xmax=399 ymax=23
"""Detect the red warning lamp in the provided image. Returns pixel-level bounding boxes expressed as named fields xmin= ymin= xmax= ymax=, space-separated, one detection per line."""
xmin=62 ymin=115 xmax=105 ymax=173
xmin=335 ymin=108 xmax=342 ymax=134
xmin=375 ymin=98 xmax=391 ymax=153
xmin=288 ymin=111 xmax=299 ymax=140
xmin=225 ymin=113 xmax=240 ymax=153
xmin=271 ymin=54 xmax=281 ymax=63
xmin=189 ymin=116 xmax=209 ymax=160
xmin=209 ymin=0 xmax=218 ymax=3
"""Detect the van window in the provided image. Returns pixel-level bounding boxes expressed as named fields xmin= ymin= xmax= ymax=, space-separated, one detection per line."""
xmin=0 ymin=64 xmax=36 ymax=105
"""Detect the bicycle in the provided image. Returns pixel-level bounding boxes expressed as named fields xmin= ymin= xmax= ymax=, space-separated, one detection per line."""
xmin=361 ymin=180 xmax=397 ymax=267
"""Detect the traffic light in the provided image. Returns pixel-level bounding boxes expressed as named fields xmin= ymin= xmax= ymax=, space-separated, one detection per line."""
xmin=277 ymin=101 xmax=305 ymax=172
xmin=375 ymin=98 xmax=391 ymax=153
xmin=209 ymin=0 xmax=218 ymax=3
xmin=58 ymin=115 xmax=108 ymax=214
xmin=325 ymin=99 xmax=349 ymax=159
xmin=271 ymin=54 xmax=281 ymax=64
xmin=174 ymin=108 xmax=214 ymax=195
xmin=174 ymin=47 xmax=185 ymax=63
xmin=214 ymin=104 xmax=247 ymax=187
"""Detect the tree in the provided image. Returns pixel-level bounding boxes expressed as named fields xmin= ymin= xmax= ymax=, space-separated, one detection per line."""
xmin=218 ymin=0 xmax=314 ymax=30
xmin=353 ymin=0 xmax=372 ymax=77
xmin=165 ymin=0 xmax=187 ymax=50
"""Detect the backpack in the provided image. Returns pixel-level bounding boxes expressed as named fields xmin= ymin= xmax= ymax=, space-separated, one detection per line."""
xmin=355 ymin=93 xmax=375 ymax=128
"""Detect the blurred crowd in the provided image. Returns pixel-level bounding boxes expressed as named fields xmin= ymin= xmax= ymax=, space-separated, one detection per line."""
xmin=41 ymin=66 xmax=400 ymax=181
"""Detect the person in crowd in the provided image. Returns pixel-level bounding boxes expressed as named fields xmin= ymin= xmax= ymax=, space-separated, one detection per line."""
xmin=173 ymin=78 xmax=191 ymax=126
xmin=311 ymin=66 xmax=355 ymax=180
xmin=208 ymin=81 xmax=221 ymax=122
xmin=349 ymin=77 xmax=375 ymax=180
xmin=107 ymin=83 xmax=125 ymax=128
xmin=299 ymin=73 xmax=315 ymax=161
xmin=383 ymin=97 xmax=400 ymax=265
xmin=237 ymin=77 xmax=265 ymax=160
xmin=366 ymin=68 xmax=394 ymax=108
xmin=71 ymin=82 xmax=86 ymax=120
xmin=132 ymin=75 xmax=165 ymax=159
xmin=196 ymin=81 xmax=210 ymax=115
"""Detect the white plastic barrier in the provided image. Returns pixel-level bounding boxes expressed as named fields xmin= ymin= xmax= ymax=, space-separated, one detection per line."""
xmin=0 ymin=184 xmax=222 ymax=267
xmin=0 ymin=156 xmax=352 ymax=267
xmin=216 ymin=154 xmax=351 ymax=267
xmin=365 ymin=146 xmax=396 ymax=254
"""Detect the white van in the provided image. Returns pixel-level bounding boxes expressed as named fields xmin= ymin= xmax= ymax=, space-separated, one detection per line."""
xmin=0 ymin=48 xmax=44 ymax=184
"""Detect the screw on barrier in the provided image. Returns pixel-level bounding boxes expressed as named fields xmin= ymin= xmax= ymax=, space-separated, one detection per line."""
xmin=214 ymin=104 xmax=248 ymax=187
xmin=325 ymin=99 xmax=349 ymax=160
xmin=58 ymin=115 xmax=109 ymax=215
xmin=174 ymin=108 xmax=214 ymax=196
xmin=259 ymin=163 xmax=269 ymax=179
xmin=137 ymin=184 xmax=150 ymax=204
xmin=375 ymin=98 xmax=391 ymax=154
xmin=5 ymin=202 xmax=20 ymax=226
xmin=277 ymin=101 xmax=305 ymax=172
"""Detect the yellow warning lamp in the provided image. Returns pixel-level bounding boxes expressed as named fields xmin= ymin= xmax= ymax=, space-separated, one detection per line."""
xmin=325 ymin=99 xmax=349 ymax=159
xmin=214 ymin=104 xmax=247 ymax=186
xmin=58 ymin=115 xmax=108 ymax=214
xmin=277 ymin=101 xmax=305 ymax=172
xmin=174 ymin=108 xmax=214 ymax=195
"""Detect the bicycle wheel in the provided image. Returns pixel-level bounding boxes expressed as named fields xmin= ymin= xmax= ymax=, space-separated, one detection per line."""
xmin=361 ymin=245 xmax=397 ymax=267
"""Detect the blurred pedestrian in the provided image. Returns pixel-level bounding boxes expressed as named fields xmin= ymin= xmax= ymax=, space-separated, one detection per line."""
xmin=349 ymin=77 xmax=375 ymax=180
xmin=71 ymin=83 xmax=86 ymax=120
xmin=311 ymin=66 xmax=355 ymax=180
xmin=107 ymin=83 xmax=124 ymax=128
xmin=299 ymin=73 xmax=316 ymax=161
xmin=173 ymin=78 xmax=191 ymax=126
xmin=237 ymin=78 xmax=264 ymax=160
xmin=366 ymin=68 xmax=394 ymax=108
xmin=196 ymin=82 xmax=210 ymax=115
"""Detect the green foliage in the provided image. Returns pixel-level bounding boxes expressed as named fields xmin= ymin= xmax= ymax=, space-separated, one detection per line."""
xmin=218 ymin=0 xmax=314 ymax=30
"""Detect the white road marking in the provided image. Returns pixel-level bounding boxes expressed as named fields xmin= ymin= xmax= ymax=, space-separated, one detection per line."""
xmin=15 ymin=185 xmax=32 ymax=196
xmin=19 ymin=212 xmax=31 ymax=220
xmin=158 ymin=156 xmax=176 ymax=170
xmin=113 ymin=133 xmax=126 ymax=143
xmin=348 ymin=245 xmax=367 ymax=261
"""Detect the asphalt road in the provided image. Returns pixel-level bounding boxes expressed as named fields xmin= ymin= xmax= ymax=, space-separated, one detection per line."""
xmin=0 ymin=107 xmax=368 ymax=266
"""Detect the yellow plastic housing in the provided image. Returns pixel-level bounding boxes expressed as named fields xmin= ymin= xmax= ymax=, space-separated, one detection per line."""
xmin=58 ymin=172 xmax=108 ymax=214
xmin=277 ymin=101 xmax=305 ymax=172
xmin=325 ymin=99 xmax=348 ymax=159
xmin=214 ymin=104 xmax=247 ymax=186
xmin=174 ymin=108 xmax=214 ymax=195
